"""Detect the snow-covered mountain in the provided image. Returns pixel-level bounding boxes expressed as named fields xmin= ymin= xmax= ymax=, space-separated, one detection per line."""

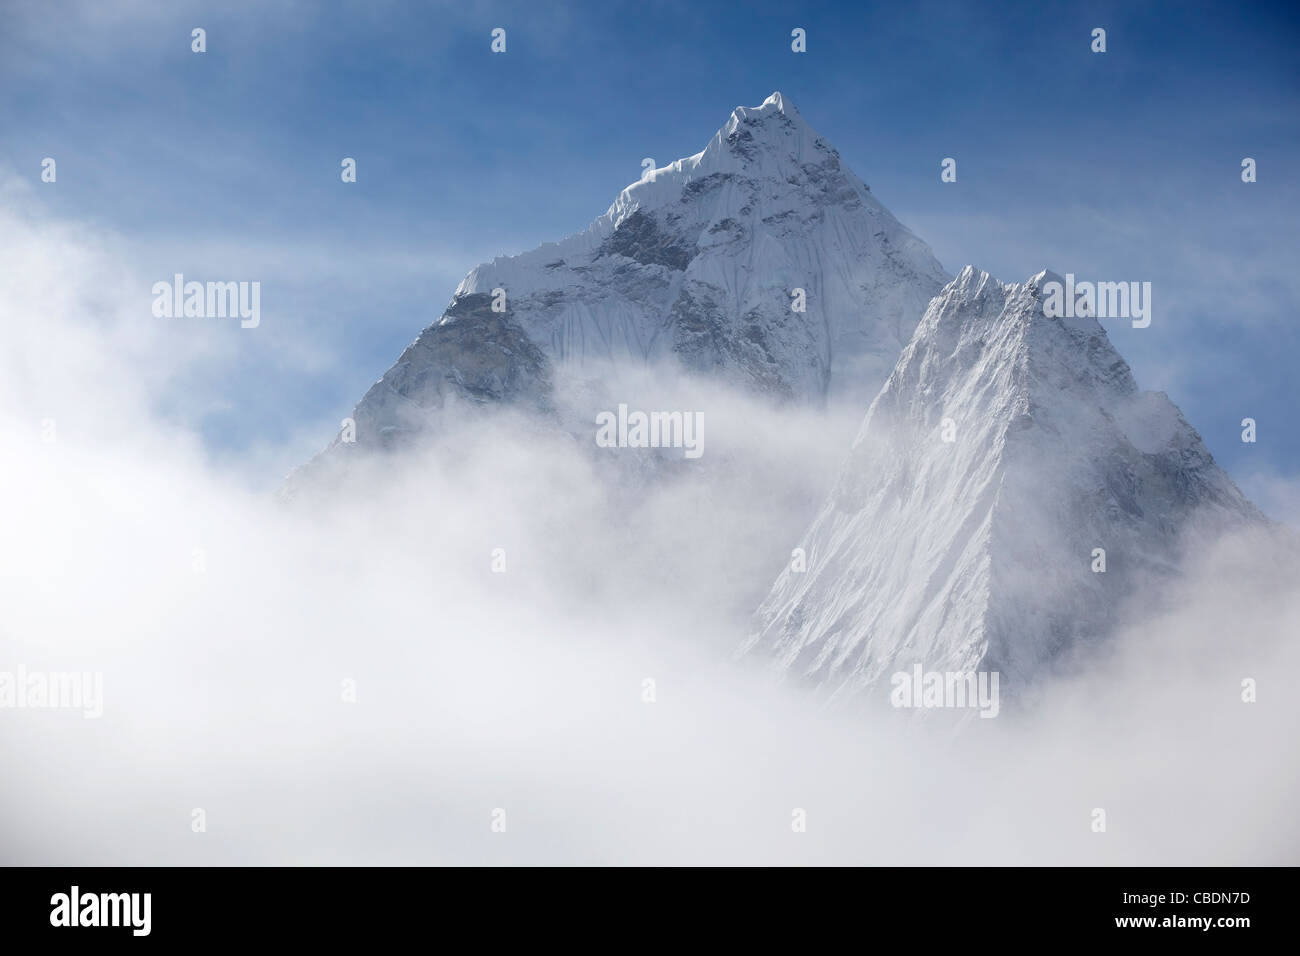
xmin=290 ymin=92 xmax=946 ymax=482
xmin=286 ymin=93 xmax=1264 ymax=706
xmin=743 ymin=266 xmax=1262 ymax=699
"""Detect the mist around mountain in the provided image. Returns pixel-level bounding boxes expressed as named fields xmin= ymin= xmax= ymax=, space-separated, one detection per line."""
xmin=2 ymin=94 xmax=1296 ymax=865
xmin=287 ymin=94 xmax=1274 ymax=716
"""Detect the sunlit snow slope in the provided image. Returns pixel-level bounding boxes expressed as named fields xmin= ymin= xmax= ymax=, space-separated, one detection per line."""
xmin=745 ymin=267 xmax=1262 ymax=697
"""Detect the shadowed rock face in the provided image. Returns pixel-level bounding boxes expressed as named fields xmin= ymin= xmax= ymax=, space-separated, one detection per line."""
xmin=350 ymin=293 xmax=555 ymax=448
xmin=667 ymin=282 xmax=812 ymax=400
xmin=279 ymin=295 xmax=554 ymax=498
xmin=598 ymin=210 xmax=696 ymax=271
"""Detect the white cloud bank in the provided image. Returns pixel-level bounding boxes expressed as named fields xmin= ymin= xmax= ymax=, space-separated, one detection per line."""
xmin=1 ymin=187 xmax=1297 ymax=866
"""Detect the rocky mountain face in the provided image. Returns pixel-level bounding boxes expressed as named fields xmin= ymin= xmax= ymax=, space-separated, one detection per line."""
xmin=742 ymin=266 xmax=1263 ymax=700
xmin=286 ymin=92 xmax=947 ymax=489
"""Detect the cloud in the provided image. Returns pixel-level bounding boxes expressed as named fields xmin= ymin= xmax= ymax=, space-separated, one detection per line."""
xmin=2 ymin=185 xmax=1298 ymax=866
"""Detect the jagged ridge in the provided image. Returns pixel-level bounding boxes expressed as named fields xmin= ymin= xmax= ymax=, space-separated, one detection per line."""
xmin=744 ymin=266 xmax=1261 ymax=698
xmin=297 ymin=92 xmax=946 ymax=473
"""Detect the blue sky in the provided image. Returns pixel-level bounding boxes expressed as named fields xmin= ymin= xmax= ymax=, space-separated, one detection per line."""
xmin=2 ymin=0 xmax=1298 ymax=501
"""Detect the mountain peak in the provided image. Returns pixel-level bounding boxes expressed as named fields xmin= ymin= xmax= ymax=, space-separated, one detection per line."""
xmin=440 ymin=92 xmax=947 ymax=404
xmin=922 ymin=266 xmax=1112 ymax=363
xmin=948 ymin=264 xmax=1000 ymax=299
xmin=287 ymin=95 xmax=949 ymax=493
xmin=746 ymin=267 xmax=1260 ymax=700
xmin=731 ymin=90 xmax=800 ymax=123
xmin=603 ymin=93 xmax=837 ymax=225
xmin=1027 ymin=267 xmax=1065 ymax=289
xmin=703 ymin=90 xmax=826 ymax=173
